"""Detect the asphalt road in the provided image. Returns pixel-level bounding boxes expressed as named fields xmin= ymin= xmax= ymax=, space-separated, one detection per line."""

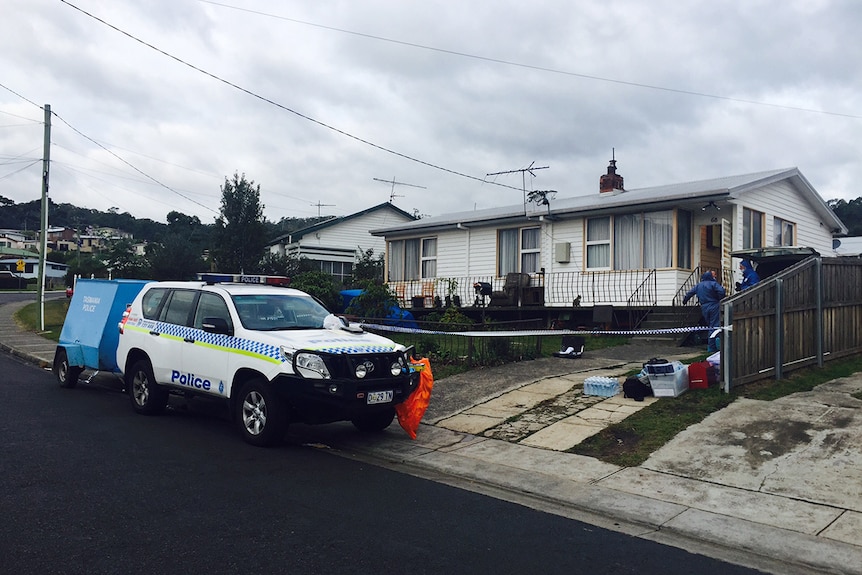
xmin=0 ymin=345 xmax=767 ymax=574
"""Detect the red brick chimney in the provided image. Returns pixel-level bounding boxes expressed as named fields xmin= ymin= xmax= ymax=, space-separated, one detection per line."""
xmin=599 ymin=157 xmax=624 ymax=194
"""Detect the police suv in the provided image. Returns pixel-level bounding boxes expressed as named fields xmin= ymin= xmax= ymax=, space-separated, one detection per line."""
xmin=116 ymin=274 xmax=418 ymax=446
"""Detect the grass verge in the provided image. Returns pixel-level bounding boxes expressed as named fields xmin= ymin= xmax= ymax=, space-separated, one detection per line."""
xmin=570 ymin=354 xmax=862 ymax=467
xmin=14 ymin=299 xmax=70 ymax=342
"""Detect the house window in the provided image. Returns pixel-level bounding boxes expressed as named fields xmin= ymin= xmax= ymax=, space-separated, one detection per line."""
xmin=587 ymin=210 xmax=681 ymax=270
xmin=498 ymin=227 xmax=540 ymax=276
xmin=319 ymin=261 xmax=353 ymax=284
xmin=586 ymin=217 xmax=611 ymax=269
xmin=520 ymin=228 xmax=540 ymax=273
xmin=387 ymin=238 xmax=431 ymax=281
xmin=421 ymin=238 xmax=437 ymax=278
xmin=743 ymin=208 xmax=764 ymax=249
xmin=774 ymin=217 xmax=795 ymax=246
xmin=614 ymin=213 xmax=641 ymax=269
xmin=677 ymin=209 xmax=692 ymax=269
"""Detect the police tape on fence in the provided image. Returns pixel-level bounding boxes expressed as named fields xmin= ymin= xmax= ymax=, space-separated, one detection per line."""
xmin=358 ymin=323 xmax=728 ymax=337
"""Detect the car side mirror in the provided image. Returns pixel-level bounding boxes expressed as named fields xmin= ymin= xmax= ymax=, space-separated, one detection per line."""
xmin=202 ymin=317 xmax=232 ymax=336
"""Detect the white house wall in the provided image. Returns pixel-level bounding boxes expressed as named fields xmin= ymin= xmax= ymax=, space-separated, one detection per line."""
xmin=734 ymin=180 xmax=835 ymax=253
xmin=274 ymin=208 xmax=414 ymax=262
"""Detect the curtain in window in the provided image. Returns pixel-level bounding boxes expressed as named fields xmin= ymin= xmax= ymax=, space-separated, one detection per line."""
xmin=421 ymin=238 xmax=437 ymax=278
xmin=520 ymin=228 xmax=539 ymax=273
xmin=614 ymin=214 xmax=641 ymax=270
xmin=498 ymin=229 xmax=518 ymax=275
xmin=586 ymin=217 xmax=610 ymax=268
xmin=643 ymin=211 xmax=673 ymax=268
xmin=388 ymin=241 xmax=404 ymax=281
xmin=405 ymin=239 xmax=420 ymax=280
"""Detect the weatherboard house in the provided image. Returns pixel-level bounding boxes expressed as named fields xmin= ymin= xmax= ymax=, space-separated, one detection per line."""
xmin=370 ymin=164 xmax=848 ymax=318
xmin=266 ymin=202 xmax=416 ymax=284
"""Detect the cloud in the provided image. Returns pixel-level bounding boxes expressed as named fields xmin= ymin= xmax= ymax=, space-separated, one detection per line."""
xmin=1 ymin=0 xmax=860 ymax=227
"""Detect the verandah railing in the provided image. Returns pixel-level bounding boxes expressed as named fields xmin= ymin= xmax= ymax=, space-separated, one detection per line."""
xmin=388 ymin=269 xmax=660 ymax=309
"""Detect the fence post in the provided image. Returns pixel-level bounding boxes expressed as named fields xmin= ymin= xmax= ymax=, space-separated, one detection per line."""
xmin=774 ymin=278 xmax=783 ymax=380
xmin=816 ymin=258 xmax=823 ymax=367
xmin=467 ymin=336 xmax=474 ymax=368
xmin=723 ymin=300 xmax=732 ymax=394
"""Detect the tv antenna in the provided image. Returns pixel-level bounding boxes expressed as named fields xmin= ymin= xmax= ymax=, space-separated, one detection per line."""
xmin=310 ymin=201 xmax=335 ymax=217
xmin=374 ymin=177 xmax=427 ymax=203
xmin=486 ymin=161 xmax=549 ymax=211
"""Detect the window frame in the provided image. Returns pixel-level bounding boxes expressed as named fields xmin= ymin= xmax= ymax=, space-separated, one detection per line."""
xmin=387 ymin=237 xmax=435 ymax=281
xmin=743 ymin=208 xmax=764 ymax=249
xmin=497 ymin=226 xmax=540 ymax=276
xmin=773 ymin=216 xmax=795 ymax=247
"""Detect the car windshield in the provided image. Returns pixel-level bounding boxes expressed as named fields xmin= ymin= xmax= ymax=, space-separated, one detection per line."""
xmin=232 ymin=294 xmax=331 ymax=331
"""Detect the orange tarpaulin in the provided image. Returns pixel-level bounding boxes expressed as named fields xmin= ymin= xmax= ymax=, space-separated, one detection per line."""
xmin=395 ymin=358 xmax=434 ymax=439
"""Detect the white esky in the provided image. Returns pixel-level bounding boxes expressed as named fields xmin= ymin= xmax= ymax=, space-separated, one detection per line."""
xmin=2 ymin=0 xmax=860 ymax=225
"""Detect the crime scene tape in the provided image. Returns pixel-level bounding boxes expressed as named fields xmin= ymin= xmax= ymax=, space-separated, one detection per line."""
xmin=358 ymin=323 xmax=727 ymax=337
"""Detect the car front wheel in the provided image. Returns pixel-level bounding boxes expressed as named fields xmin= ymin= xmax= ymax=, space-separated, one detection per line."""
xmin=235 ymin=378 xmax=286 ymax=447
xmin=128 ymin=359 xmax=168 ymax=415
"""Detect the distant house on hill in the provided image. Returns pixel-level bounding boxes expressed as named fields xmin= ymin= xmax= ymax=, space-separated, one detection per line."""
xmin=266 ymin=203 xmax=416 ymax=284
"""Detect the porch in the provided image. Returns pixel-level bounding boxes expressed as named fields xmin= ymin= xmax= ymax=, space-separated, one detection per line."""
xmin=386 ymin=268 xmax=716 ymax=333
xmin=387 ymin=268 xmax=724 ymax=310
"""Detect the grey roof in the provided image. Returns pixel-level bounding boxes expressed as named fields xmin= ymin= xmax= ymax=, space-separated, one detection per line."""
xmin=371 ymin=167 xmax=847 ymax=235
xmin=268 ymin=202 xmax=416 ymax=246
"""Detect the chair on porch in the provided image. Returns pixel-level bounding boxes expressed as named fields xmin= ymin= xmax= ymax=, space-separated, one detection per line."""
xmin=421 ymin=281 xmax=435 ymax=308
xmin=488 ymin=273 xmax=530 ymax=307
xmin=393 ymin=283 xmax=406 ymax=308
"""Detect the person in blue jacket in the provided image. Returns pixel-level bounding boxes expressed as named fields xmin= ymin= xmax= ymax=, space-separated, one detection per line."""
xmin=683 ymin=270 xmax=727 ymax=352
xmin=735 ymin=259 xmax=760 ymax=291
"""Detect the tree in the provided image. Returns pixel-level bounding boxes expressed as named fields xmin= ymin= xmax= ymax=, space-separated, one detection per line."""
xmin=147 ymin=236 xmax=205 ymax=280
xmin=212 ymin=173 xmax=267 ymax=273
xmin=64 ymin=252 xmax=108 ymax=285
xmin=829 ymin=198 xmax=862 ymax=236
xmin=258 ymin=252 xmax=317 ymax=278
xmin=345 ymin=280 xmax=396 ymax=319
xmin=351 ymin=248 xmax=385 ymax=285
xmin=289 ymin=271 xmax=343 ymax=311
xmin=104 ymin=238 xmax=150 ymax=279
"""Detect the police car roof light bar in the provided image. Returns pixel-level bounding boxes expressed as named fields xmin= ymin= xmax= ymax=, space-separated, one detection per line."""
xmin=197 ymin=273 xmax=291 ymax=286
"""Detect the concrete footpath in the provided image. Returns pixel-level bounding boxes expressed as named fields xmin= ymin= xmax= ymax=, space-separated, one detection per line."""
xmin=2 ymin=298 xmax=861 ymax=575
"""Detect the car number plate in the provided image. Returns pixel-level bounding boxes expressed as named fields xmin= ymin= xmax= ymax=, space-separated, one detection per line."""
xmin=367 ymin=390 xmax=393 ymax=404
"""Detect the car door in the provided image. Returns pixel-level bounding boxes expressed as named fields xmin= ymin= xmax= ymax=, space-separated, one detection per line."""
xmin=181 ymin=291 xmax=232 ymax=397
xmin=150 ymin=289 xmax=199 ymax=385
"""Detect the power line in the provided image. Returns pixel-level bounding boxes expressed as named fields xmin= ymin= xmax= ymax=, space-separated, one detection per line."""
xmin=199 ymin=0 xmax=862 ymax=121
xmin=58 ymin=0 xmax=524 ymax=192
xmin=49 ymin=110 xmax=218 ymax=214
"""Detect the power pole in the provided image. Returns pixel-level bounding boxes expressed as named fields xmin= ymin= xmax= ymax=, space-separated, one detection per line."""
xmin=38 ymin=104 xmax=51 ymax=331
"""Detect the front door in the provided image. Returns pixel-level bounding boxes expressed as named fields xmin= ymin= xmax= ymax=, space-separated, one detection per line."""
xmin=699 ymin=224 xmax=722 ymax=277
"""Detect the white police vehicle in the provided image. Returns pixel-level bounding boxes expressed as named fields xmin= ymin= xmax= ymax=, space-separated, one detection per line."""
xmin=116 ymin=274 xmax=418 ymax=446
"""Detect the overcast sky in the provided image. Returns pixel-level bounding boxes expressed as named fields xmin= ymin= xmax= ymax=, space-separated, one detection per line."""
xmin=2 ymin=0 xmax=861 ymax=226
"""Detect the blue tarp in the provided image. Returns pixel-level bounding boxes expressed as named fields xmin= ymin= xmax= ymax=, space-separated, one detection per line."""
xmin=339 ymin=289 xmax=419 ymax=329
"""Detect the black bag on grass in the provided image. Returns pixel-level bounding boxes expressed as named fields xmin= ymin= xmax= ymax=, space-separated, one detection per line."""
xmin=623 ymin=375 xmax=653 ymax=402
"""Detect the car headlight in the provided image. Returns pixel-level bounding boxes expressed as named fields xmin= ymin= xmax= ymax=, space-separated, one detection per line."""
xmin=295 ymin=352 xmax=330 ymax=379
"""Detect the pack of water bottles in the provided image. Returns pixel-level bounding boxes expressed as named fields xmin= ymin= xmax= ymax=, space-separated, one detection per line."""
xmin=583 ymin=376 xmax=620 ymax=397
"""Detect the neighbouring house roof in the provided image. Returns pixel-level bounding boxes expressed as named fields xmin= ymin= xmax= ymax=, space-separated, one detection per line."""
xmin=267 ymin=202 xmax=416 ymax=246
xmin=371 ymin=167 xmax=848 ymax=236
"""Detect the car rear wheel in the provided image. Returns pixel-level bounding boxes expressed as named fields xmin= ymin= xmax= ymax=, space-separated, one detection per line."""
xmin=128 ymin=359 xmax=168 ymax=415
xmin=351 ymin=408 xmax=395 ymax=432
xmin=53 ymin=348 xmax=82 ymax=389
xmin=236 ymin=378 xmax=286 ymax=447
